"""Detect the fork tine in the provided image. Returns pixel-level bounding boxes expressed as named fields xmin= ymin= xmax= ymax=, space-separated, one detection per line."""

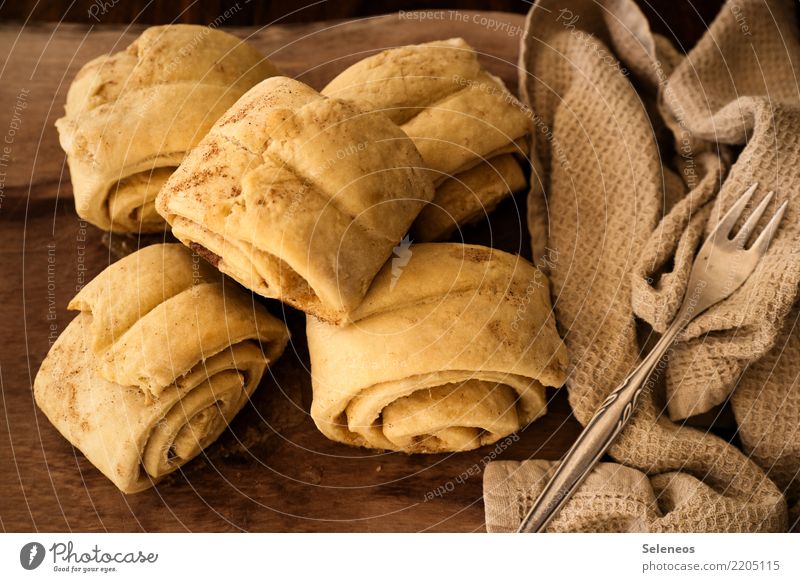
xmin=749 ymin=200 xmax=788 ymax=255
xmin=732 ymin=191 xmax=774 ymax=247
xmin=710 ymin=182 xmax=759 ymax=240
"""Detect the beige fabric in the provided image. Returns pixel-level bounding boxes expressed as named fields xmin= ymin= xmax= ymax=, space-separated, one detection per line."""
xmin=322 ymin=38 xmax=530 ymax=241
xmin=56 ymin=25 xmax=280 ymax=232
xmin=157 ymin=76 xmax=434 ymax=325
xmin=307 ymin=243 xmax=568 ymax=453
xmin=34 ymin=244 xmax=289 ymax=493
xmin=484 ymin=0 xmax=799 ymax=532
xmin=730 ymin=302 xmax=800 ymax=525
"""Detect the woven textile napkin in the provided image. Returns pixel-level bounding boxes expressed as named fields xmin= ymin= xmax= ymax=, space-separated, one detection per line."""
xmin=484 ymin=0 xmax=799 ymax=532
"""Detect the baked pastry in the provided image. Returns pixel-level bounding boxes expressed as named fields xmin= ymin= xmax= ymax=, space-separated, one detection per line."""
xmin=34 ymin=244 xmax=289 ymax=493
xmin=157 ymin=76 xmax=435 ymax=325
xmin=411 ymin=154 xmax=526 ymax=241
xmin=322 ymin=38 xmax=530 ymax=241
xmin=307 ymin=243 xmax=568 ymax=453
xmin=55 ymin=25 xmax=280 ymax=232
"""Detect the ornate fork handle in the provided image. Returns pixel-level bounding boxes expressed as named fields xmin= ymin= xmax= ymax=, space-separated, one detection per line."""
xmin=517 ymin=316 xmax=685 ymax=533
xmin=517 ymin=182 xmax=787 ymax=533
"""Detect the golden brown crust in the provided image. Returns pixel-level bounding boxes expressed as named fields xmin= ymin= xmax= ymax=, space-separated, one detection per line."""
xmin=413 ymin=153 xmax=528 ymax=241
xmin=56 ymin=25 xmax=280 ymax=232
xmin=307 ymin=243 xmax=568 ymax=453
xmin=35 ymin=244 xmax=289 ymax=493
xmin=322 ymin=38 xmax=532 ymax=237
xmin=157 ymin=76 xmax=435 ymax=325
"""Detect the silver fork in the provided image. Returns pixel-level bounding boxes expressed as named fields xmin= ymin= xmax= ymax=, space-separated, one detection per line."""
xmin=518 ymin=182 xmax=788 ymax=533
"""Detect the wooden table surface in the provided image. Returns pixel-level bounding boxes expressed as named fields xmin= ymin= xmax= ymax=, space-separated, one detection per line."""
xmin=0 ymin=12 xmax=590 ymax=532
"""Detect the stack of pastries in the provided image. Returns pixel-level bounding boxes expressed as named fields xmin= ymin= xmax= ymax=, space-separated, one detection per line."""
xmin=39 ymin=25 xmax=567 ymax=493
xmin=322 ymin=38 xmax=531 ymax=242
xmin=55 ymin=25 xmax=281 ymax=233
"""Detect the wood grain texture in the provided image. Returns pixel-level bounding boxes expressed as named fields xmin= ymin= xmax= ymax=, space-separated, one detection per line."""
xmin=0 ymin=0 xmax=731 ymax=49
xmin=0 ymin=13 xmax=585 ymax=532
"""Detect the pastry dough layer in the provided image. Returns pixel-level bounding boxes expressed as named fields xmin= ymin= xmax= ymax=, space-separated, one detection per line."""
xmin=322 ymin=38 xmax=531 ymax=241
xmin=56 ymin=25 xmax=280 ymax=232
xmin=34 ymin=244 xmax=289 ymax=493
xmin=412 ymin=154 xmax=527 ymax=241
xmin=157 ymin=76 xmax=435 ymax=325
xmin=307 ymin=243 xmax=568 ymax=453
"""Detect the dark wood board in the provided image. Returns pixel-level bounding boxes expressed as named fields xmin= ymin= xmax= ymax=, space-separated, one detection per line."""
xmin=0 ymin=12 xmax=588 ymax=532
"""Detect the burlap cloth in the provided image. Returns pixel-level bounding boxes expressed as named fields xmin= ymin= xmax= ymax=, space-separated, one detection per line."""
xmin=483 ymin=0 xmax=800 ymax=532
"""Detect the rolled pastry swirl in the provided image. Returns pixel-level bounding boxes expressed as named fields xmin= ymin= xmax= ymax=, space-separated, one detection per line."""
xmin=55 ymin=25 xmax=280 ymax=232
xmin=322 ymin=38 xmax=531 ymax=241
xmin=157 ymin=76 xmax=435 ymax=325
xmin=307 ymin=243 xmax=568 ymax=453
xmin=34 ymin=244 xmax=289 ymax=493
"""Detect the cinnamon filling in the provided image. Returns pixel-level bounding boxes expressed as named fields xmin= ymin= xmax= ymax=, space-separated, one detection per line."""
xmin=189 ymin=242 xmax=221 ymax=267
